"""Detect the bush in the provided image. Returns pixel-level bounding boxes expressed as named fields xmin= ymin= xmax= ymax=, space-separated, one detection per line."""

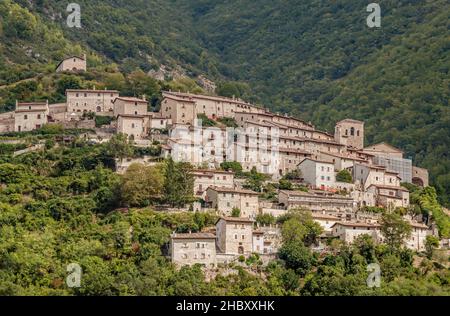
xmin=336 ymin=169 xmax=352 ymax=183
xmin=95 ymin=116 xmax=113 ymax=127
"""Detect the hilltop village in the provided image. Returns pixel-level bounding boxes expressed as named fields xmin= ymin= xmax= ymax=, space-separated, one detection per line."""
xmin=0 ymin=56 xmax=439 ymax=269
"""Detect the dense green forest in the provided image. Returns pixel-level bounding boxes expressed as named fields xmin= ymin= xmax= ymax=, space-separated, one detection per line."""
xmin=0 ymin=131 xmax=448 ymax=295
xmin=0 ymin=0 xmax=449 ymax=206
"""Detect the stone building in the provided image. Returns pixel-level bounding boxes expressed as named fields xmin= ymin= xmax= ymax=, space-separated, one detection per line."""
xmin=405 ymin=222 xmax=429 ymax=252
xmin=331 ymin=221 xmax=382 ymax=244
xmin=278 ymin=190 xmax=356 ymax=212
xmin=14 ymin=101 xmax=49 ymax=132
xmin=56 ymin=54 xmax=87 ymax=72
xmin=353 ymin=163 xmax=409 ymax=208
xmin=334 ymin=119 xmax=365 ymax=150
xmin=0 ymin=111 xmax=15 ymax=133
xmin=159 ymin=93 xmax=196 ymax=125
xmin=311 ymin=213 xmax=341 ymax=234
xmin=412 ymin=166 xmax=429 ymax=187
xmin=252 ymin=226 xmax=282 ymax=255
xmin=192 ymin=169 xmax=235 ymax=198
xmin=205 ymin=187 xmax=260 ymax=218
xmin=297 ymin=158 xmax=336 ymax=190
xmin=66 ymin=89 xmax=119 ymax=115
xmin=366 ymin=184 xmax=410 ymax=208
xmin=170 ymin=232 xmax=217 ymax=267
xmin=216 ymin=217 xmax=254 ymax=255
xmin=113 ymin=97 xmax=148 ymax=117
xmin=159 ymin=91 xmax=265 ymax=125
xmin=317 ymin=151 xmax=368 ymax=172
xmin=117 ymin=114 xmax=145 ymax=140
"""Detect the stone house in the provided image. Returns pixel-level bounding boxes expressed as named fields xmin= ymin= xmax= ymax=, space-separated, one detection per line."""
xmin=160 ymin=91 xmax=265 ymax=125
xmin=170 ymin=232 xmax=217 ymax=267
xmin=278 ymin=190 xmax=356 ymax=213
xmin=66 ymin=89 xmax=119 ymax=115
xmin=216 ymin=217 xmax=254 ymax=255
xmin=311 ymin=213 xmax=341 ymax=234
xmin=405 ymin=222 xmax=429 ymax=252
xmin=117 ymin=114 xmax=146 ymax=140
xmin=205 ymin=187 xmax=260 ymax=218
xmin=252 ymin=226 xmax=282 ymax=255
xmin=113 ymin=97 xmax=148 ymax=117
xmin=366 ymin=184 xmax=410 ymax=209
xmin=14 ymin=101 xmax=49 ymax=132
xmin=56 ymin=54 xmax=87 ymax=72
xmin=192 ymin=169 xmax=235 ymax=198
xmin=317 ymin=150 xmax=368 ymax=172
xmin=297 ymin=158 xmax=336 ymax=190
xmin=159 ymin=93 xmax=196 ymax=125
xmin=331 ymin=221 xmax=382 ymax=244
xmin=252 ymin=231 xmax=264 ymax=254
xmin=353 ymin=163 xmax=409 ymax=208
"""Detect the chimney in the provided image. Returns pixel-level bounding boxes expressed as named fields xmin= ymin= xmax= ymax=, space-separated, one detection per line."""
xmin=142 ymin=94 xmax=146 ymax=101
xmin=15 ymin=100 xmax=18 ymax=110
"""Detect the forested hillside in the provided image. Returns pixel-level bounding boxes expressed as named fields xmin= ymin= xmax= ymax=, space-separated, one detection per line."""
xmin=1 ymin=0 xmax=449 ymax=204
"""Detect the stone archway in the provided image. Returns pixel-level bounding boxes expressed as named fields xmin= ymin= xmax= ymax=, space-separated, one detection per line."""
xmin=412 ymin=177 xmax=424 ymax=187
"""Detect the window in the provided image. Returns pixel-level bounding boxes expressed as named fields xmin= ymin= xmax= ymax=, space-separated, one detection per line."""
xmin=37 ymin=114 xmax=41 ymax=119
xmin=24 ymin=115 xmax=28 ymax=120
xmin=234 ymin=234 xmax=238 ymax=240
xmin=350 ymin=127 xmax=355 ymax=136
xmin=242 ymin=235 xmax=245 ymax=240
xmin=131 ymin=123 xmax=135 ymax=128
